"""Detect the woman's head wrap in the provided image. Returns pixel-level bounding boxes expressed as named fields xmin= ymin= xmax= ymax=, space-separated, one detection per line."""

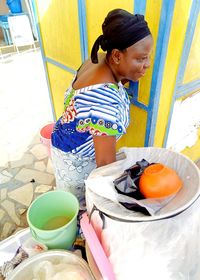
xmin=91 ymin=9 xmax=151 ymax=63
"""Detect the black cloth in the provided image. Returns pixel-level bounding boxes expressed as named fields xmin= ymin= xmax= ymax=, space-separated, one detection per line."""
xmin=91 ymin=9 xmax=151 ymax=63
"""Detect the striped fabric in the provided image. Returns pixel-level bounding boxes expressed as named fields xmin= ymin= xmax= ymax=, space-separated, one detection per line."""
xmin=51 ymin=80 xmax=130 ymax=158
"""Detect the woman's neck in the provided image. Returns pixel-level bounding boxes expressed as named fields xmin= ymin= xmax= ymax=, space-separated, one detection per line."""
xmin=104 ymin=57 xmax=120 ymax=83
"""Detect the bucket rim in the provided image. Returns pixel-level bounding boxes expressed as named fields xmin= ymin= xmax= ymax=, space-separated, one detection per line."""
xmin=89 ymin=193 xmax=200 ymax=223
xmin=87 ymin=147 xmax=200 ymax=222
xmin=39 ymin=122 xmax=55 ymax=137
xmin=88 ymin=185 xmax=200 ymax=222
xmin=7 ymin=249 xmax=95 ymax=280
xmin=27 ymin=190 xmax=79 ymax=232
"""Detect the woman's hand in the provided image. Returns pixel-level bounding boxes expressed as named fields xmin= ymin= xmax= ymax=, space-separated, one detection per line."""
xmin=93 ymin=135 xmax=116 ymax=167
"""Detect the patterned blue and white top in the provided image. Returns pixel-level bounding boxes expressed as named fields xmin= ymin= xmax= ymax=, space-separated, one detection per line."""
xmin=51 ymin=79 xmax=130 ymax=159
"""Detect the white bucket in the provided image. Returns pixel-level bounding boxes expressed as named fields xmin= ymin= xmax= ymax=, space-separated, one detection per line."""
xmin=86 ymin=147 xmax=200 ymax=279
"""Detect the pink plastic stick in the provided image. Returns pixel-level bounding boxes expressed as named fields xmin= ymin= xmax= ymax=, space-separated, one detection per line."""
xmin=80 ymin=213 xmax=116 ymax=280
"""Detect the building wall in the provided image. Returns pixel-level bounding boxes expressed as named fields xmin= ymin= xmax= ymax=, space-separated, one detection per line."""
xmin=155 ymin=0 xmax=200 ymax=161
xmin=33 ymin=0 xmax=200 ymax=161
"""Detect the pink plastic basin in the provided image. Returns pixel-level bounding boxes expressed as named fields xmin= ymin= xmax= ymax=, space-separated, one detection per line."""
xmin=39 ymin=123 xmax=55 ymax=157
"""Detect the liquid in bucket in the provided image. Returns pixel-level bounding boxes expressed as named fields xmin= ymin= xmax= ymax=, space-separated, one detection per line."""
xmin=27 ymin=190 xmax=79 ymax=249
xmin=42 ymin=216 xmax=71 ymax=230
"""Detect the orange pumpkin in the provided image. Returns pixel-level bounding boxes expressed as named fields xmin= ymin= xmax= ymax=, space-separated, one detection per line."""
xmin=139 ymin=163 xmax=183 ymax=198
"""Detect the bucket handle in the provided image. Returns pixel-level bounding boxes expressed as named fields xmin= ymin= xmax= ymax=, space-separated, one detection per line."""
xmin=89 ymin=204 xmax=106 ymax=229
xmin=30 ymin=227 xmax=67 ymax=243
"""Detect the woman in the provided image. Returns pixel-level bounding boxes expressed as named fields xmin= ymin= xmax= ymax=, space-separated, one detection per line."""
xmin=51 ymin=9 xmax=153 ymax=205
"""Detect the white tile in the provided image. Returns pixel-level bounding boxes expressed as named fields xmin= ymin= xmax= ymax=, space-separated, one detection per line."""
xmin=35 ymin=184 xmax=53 ymax=193
xmin=1 ymin=200 xmax=20 ymax=225
xmin=8 ymin=183 xmax=33 ymax=207
xmin=30 ymin=144 xmax=49 ymax=160
xmin=34 ymin=161 xmax=46 ymax=172
xmin=0 ymin=150 xmax=9 ymax=167
xmin=30 ymin=134 xmax=41 ymax=145
xmin=0 ymin=209 xmax=5 ymax=220
xmin=0 ymin=188 xmax=7 ymax=200
xmin=46 ymin=159 xmax=54 ymax=174
xmin=10 ymin=153 xmax=34 ymax=168
xmin=8 ymin=167 xmax=20 ymax=177
xmin=1 ymin=222 xmax=13 ymax=239
xmin=1 ymin=170 xmax=12 ymax=177
xmin=18 ymin=208 xmax=27 ymax=215
xmin=0 ymin=173 xmax=11 ymax=184
xmin=15 ymin=168 xmax=55 ymax=185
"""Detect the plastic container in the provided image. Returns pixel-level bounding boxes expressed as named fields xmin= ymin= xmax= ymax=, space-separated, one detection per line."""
xmin=27 ymin=190 xmax=79 ymax=249
xmin=6 ymin=0 xmax=22 ymax=13
xmin=139 ymin=163 xmax=183 ymax=198
xmin=7 ymin=250 xmax=95 ymax=280
xmin=39 ymin=122 xmax=55 ymax=157
xmin=86 ymin=147 xmax=200 ymax=279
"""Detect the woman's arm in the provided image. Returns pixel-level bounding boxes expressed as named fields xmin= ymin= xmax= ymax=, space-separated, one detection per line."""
xmin=93 ymin=135 xmax=116 ymax=167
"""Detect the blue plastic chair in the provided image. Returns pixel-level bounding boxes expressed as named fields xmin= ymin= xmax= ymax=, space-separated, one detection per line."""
xmin=0 ymin=15 xmax=12 ymax=45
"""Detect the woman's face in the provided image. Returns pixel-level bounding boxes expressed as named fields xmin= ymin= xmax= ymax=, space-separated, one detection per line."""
xmin=116 ymin=35 xmax=153 ymax=81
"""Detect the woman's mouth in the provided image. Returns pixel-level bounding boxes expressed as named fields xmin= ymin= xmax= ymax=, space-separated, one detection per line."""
xmin=139 ymin=71 xmax=146 ymax=77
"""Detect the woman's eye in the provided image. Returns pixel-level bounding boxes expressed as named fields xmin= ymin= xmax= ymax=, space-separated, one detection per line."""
xmin=137 ymin=57 xmax=147 ymax=63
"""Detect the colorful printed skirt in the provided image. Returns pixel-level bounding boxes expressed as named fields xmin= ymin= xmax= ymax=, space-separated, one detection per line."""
xmin=51 ymin=146 xmax=96 ymax=207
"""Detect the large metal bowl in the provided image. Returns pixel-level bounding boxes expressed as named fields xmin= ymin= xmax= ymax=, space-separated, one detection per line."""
xmin=7 ymin=250 xmax=95 ymax=280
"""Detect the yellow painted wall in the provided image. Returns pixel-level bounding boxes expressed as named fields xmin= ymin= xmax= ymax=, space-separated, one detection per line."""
xmin=117 ymin=105 xmax=148 ymax=148
xmin=117 ymin=0 xmax=162 ymax=149
xmin=137 ymin=0 xmax=162 ymax=106
xmin=46 ymin=63 xmax=74 ymax=118
xmin=36 ymin=0 xmax=82 ymax=69
xmin=84 ymin=0 xmax=162 ymax=149
xmin=35 ymin=0 xmax=82 ymax=119
xmin=85 ymin=0 xmax=134 ymax=53
xmin=35 ymin=0 xmax=200 ymax=160
xmin=154 ymin=0 xmax=200 ymax=161
xmin=35 ymin=0 xmax=162 ymax=149
xmin=154 ymin=0 xmax=193 ymax=147
xmin=183 ymin=14 xmax=200 ymax=84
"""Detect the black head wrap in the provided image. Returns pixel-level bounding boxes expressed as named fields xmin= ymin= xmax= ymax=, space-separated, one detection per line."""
xmin=91 ymin=9 xmax=151 ymax=63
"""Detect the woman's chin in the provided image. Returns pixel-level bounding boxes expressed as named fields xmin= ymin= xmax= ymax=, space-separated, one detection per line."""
xmin=135 ymin=73 xmax=146 ymax=80
xmin=131 ymin=77 xmax=140 ymax=82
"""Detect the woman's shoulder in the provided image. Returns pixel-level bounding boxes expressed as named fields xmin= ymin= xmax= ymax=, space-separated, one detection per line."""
xmin=74 ymin=82 xmax=120 ymax=98
xmin=74 ymin=83 xmax=124 ymax=108
xmin=73 ymin=54 xmax=118 ymax=91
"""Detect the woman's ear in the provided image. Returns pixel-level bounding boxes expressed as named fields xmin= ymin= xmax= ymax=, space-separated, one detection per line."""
xmin=111 ymin=49 xmax=121 ymax=64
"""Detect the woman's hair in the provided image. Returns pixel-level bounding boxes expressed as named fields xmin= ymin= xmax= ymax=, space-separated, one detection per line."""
xmin=91 ymin=9 xmax=151 ymax=63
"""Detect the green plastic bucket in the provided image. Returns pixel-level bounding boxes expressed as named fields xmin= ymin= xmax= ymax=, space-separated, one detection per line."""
xmin=27 ymin=190 xmax=79 ymax=249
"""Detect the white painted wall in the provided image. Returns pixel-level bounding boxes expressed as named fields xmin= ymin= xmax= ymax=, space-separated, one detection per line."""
xmin=166 ymin=91 xmax=200 ymax=152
